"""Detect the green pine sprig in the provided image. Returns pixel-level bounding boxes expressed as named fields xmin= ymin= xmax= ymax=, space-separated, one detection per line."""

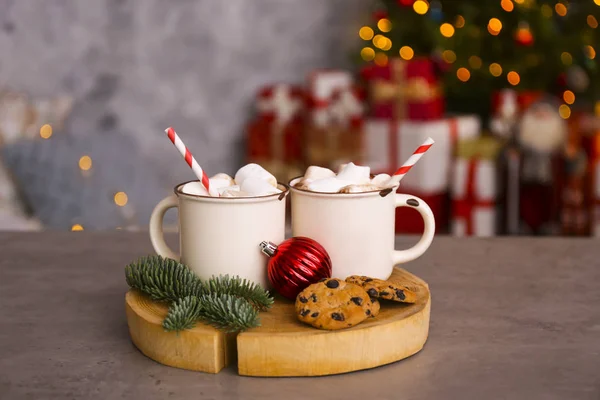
xmin=125 ymin=255 xmax=204 ymax=302
xmin=162 ymin=293 xmax=261 ymax=333
xmin=125 ymin=255 xmax=273 ymax=333
xmin=162 ymin=296 xmax=203 ymax=332
xmin=195 ymin=293 xmax=260 ymax=332
xmin=202 ymin=275 xmax=274 ymax=311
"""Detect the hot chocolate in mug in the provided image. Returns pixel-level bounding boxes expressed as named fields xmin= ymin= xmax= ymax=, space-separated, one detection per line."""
xmin=289 ymin=178 xmax=435 ymax=280
xmin=149 ymin=180 xmax=289 ymax=288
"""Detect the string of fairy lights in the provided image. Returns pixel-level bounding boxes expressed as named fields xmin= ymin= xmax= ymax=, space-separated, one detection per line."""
xmin=38 ymin=123 xmax=129 ymax=231
xmin=359 ymin=0 xmax=600 ymax=120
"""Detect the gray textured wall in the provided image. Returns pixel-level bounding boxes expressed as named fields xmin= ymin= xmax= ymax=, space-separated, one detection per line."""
xmin=0 ymin=0 xmax=368 ymax=182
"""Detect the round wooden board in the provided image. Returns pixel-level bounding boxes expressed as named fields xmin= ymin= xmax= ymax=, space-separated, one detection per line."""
xmin=125 ymin=267 xmax=430 ymax=377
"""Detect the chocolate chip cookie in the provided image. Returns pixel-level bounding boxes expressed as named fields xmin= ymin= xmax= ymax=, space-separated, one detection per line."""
xmin=295 ymin=278 xmax=376 ymax=330
xmin=345 ymin=275 xmax=418 ymax=304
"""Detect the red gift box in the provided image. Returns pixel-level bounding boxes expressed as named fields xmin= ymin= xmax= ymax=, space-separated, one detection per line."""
xmin=395 ymin=189 xmax=448 ymax=234
xmin=365 ymin=115 xmax=481 ymax=194
xmin=451 ymin=159 xmax=497 ymax=237
xmin=256 ymin=84 xmax=305 ymax=122
xmin=362 ymin=57 xmax=444 ymax=121
xmin=248 ymin=84 xmax=306 ymax=182
xmin=307 ymin=70 xmax=358 ymax=127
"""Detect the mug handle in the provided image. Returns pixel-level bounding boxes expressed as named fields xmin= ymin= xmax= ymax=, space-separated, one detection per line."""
xmin=392 ymin=193 xmax=436 ymax=265
xmin=149 ymin=195 xmax=180 ymax=261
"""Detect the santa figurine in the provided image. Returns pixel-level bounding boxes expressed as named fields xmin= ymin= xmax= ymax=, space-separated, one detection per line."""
xmin=499 ymin=98 xmax=567 ymax=235
xmin=517 ymin=98 xmax=567 ymax=235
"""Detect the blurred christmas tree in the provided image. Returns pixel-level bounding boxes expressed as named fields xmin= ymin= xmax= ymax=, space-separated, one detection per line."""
xmin=356 ymin=0 xmax=600 ymax=117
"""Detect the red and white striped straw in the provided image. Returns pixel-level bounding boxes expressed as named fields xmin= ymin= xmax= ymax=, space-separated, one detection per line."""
xmin=387 ymin=137 xmax=435 ymax=187
xmin=164 ymin=127 xmax=219 ymax=197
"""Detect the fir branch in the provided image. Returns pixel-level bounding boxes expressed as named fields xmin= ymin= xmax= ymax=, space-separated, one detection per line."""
xmin=125 ymin=255 xmax=204 ymax=302
xmin=203 ymin=274 xmax=274 ymax=311
xmin=197 ymin=293 xmax=260 ymax=333
xmin=162 ymin=296 xmax=202 ymax=332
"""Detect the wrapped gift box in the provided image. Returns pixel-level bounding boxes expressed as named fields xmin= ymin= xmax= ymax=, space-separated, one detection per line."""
xmin=305 ymin=82 xmax=365 ymax=169
xmin=247 ymin=84 xmax=306 ymax=183
xmin=451 ymin=137 xmax=503 ymax=237
xmin=365 ymin=115 xmax=481 ymax=193
xmin=362 ymin=57 xmax=444 ymax=121
xmin=307 ymin=70 xmax=354 ymax=127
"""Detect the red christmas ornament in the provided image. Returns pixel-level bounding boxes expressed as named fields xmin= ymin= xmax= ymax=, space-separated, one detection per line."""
xmin=260 ymin=237 xmax=332 ymax=300
xmin=514 ymin=22 xmax=534 ymax=46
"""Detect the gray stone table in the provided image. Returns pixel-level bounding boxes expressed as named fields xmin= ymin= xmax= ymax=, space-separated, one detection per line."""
xmin=1 ymin=233 xmax=599 ymax=399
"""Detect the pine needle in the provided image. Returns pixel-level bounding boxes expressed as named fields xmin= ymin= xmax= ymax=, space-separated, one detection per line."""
xmin=203 ymin=274 xmax=274 ymax=311
xmin=197 ymin=293 xmax=260 ymax=332
xmin=125 ymin=256 xmax=271 ymax=332
xmin=162 ymin=296 xmax=203 ymax=332
xmin=125 ymin=255 xmax=204 ymax=302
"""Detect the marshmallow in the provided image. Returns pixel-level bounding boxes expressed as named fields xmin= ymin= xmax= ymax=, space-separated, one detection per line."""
xmin=307 ymin=177 xmax=353 ymax=193
xmin=338 ymin=184 xmax=382 ymax=194
xmin=293 ymin=180 xmax=312 ymax=191
xmin=221 ymin=188 xmax=250 ymax=197
xmin=181 ymin=181 xmax=209 ymax=196
xmin=337 ymin=163 xmax=348 ymax=173
xmin=336 ymin=162 xmax=370 ymax=184
xmin=234 ymin=163 xmax=278 ymax=188
xmin=303 ymin=166 xmax=335 ymax=181
xmin=241 ymin=177 xmax=282 ymax=196
xmin=210 ymin=173 xmax=235 ymax=190
xmin=371 ymin=173 xmax=392 ymax=187
xmin=218 ymin=185 xmax=240 ymax=195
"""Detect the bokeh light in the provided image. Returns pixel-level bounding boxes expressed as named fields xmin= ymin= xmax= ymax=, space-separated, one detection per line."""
xmin=359 ymin=26 xmax=374 ymax=40
xmin=585 ymin=45 xmax=596 ymax=59
xmin=561 ymin=52 xmax=573 ymax=65
xmin=559 ymin=104 xmax=571 ymax=119
xmin=588 ymin=15 xmax=599 ymax=28
xmin=457 ymin=67 xmax=471 ymax=82
xmin=555 ymin=3 xmax=567 ymax=17
xmin=468 ymin=56 xmax=482 ymax=69
xmin=489 ymin=63 xmax=503 ymax=77
xmin=361 ymin=47 xmax=375 ymax=61
xmin=114 ymin=192 xmax=129 ymax=207
xmin=440 ymin=23 xmax=455 ymax=37
xmin=399 ymin=46 xmax=414 ymax=60
xmin=377 ymin=18 xmax=392 ymax=32
xmin=71 ymin=224 xmax=84 ymax=231
xmin=507 ymin=71 xmax=520 ymax=85
xmin=79 ymin=155 xmax=92 ymax=171
xmin=563 ymin=90 xmax=575 ymax=105
xmin=455 ymin=15 xmax=465 ymax=28
xmin=39 ymin=124 xmax=52 ymax=139
xmin=413 ymin=0 xmax=429 ymax=15
xmin=501 ymin=0 xmax=514 ymax=12
xmin=374 ymin=52 xmax=388 ymax=66
xmin=488 ymin=18 xmax=502 ymax=35
xmin=442 ymin=50 xmax=457 ymax=63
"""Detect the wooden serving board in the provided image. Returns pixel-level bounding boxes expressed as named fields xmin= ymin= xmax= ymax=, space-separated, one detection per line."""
xmin=125 ymin=267 xmax=430 ymax=376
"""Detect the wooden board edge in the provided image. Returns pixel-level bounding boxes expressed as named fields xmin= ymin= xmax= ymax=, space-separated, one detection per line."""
xmin=125 ymin=291 xmax=233 ymax=374
xmin=237 ymin=293 xmax=431 ymax=377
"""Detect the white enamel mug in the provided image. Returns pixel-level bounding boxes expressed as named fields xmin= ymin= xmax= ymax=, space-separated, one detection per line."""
xmin=149 ymin=181 xmax=289 ymax=288
xmin=289 ymin=178 xmax=435 ymax=280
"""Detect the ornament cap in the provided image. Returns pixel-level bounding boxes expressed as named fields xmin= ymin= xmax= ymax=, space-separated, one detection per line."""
xmin=259 ymin=241 xmax=278 ymax=257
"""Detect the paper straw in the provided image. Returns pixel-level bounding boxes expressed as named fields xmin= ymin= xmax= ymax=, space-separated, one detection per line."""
xmin=386 ymin=137 xmax=435 ymax=187
xmin=164 ymin=127 xmax=219 ymax=197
